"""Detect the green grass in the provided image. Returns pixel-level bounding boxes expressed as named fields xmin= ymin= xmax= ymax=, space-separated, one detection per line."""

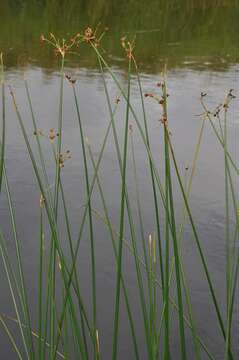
xmin=0 ymin=32 xmax=238 ymax=359
xmin=1 ymin=0 xmax=239 ymax=72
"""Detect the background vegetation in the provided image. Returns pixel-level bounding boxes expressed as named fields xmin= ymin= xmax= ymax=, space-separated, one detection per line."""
xmin=1 ymin=0 xmax=239 ymax=71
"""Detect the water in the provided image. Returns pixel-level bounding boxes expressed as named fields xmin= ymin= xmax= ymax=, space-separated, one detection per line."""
xmin=1 ymin=1 xmax=239 ymax=358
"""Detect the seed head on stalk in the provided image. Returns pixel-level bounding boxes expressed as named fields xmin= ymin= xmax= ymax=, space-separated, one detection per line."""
xmin=40 ymin=32 xmax=81 ymax=58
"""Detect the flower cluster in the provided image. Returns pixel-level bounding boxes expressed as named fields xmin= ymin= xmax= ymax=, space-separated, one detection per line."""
xmin=144 ymin=82 xmax=170 ymax=125
xmin=40 ymin=26 xmax=108 ymax=57
xmin=59 ymin=150 xmax=71 ymax=168
xmin=121 ymin=36 xmax=135 ymax=59
xmin=40 ymin=33 xmax=81 ymax=58
xmin=65 ymin=74 xmax=76 ymax=85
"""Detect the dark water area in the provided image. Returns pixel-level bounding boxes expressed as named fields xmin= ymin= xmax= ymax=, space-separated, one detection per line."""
xmin=1 ymin=1 xmax=239 ymax=359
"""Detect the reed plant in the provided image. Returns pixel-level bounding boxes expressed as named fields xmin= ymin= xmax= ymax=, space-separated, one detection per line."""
xmin=0 ymin=29 xmax=238 ymax=360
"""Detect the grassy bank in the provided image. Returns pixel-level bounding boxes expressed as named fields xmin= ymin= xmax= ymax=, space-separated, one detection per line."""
xmin=1 ymin=0 xmax=239 ymax=71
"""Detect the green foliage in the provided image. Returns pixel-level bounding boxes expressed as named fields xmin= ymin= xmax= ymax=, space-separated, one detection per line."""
xmin=0 ymin=11 xmax=239 ymax=358
xmin=1 ymin=0 xmax=239 ymax=71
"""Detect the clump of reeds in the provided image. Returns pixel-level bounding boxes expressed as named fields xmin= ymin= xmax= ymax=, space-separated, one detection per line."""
xmin=0 ymin=28 xmax=238 ymax=360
